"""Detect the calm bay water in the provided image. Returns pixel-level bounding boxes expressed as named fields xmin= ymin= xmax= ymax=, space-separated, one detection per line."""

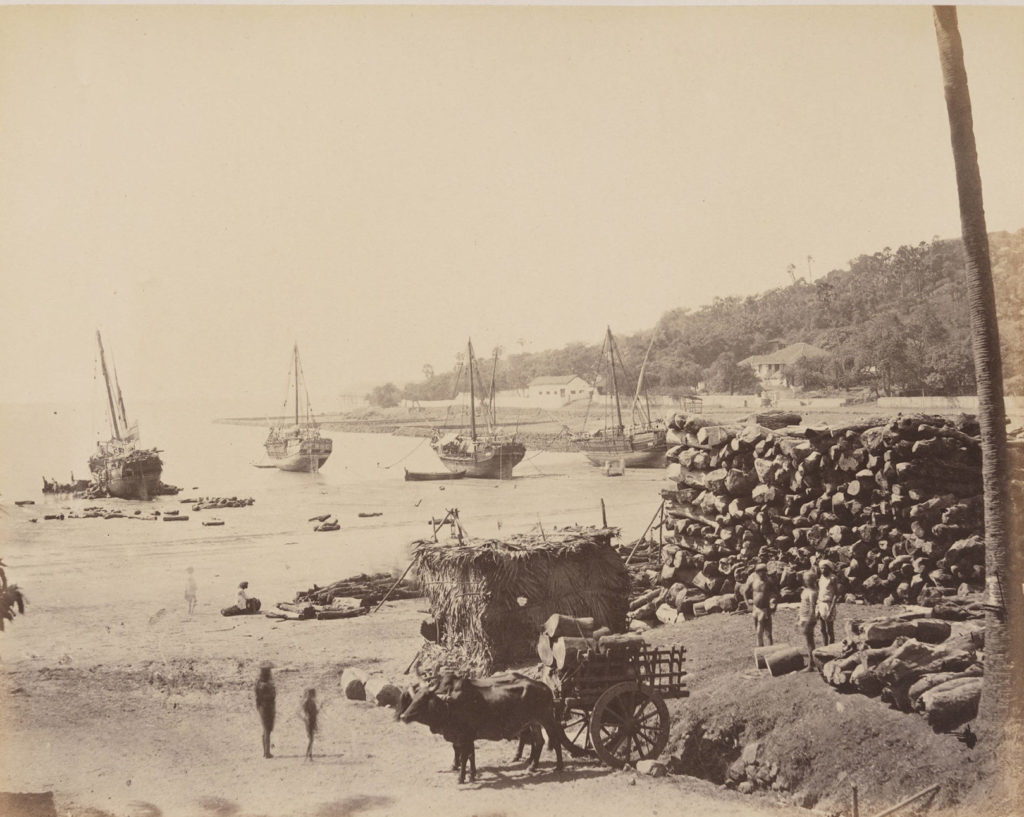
xmin=0 ymin=400 xmax=665 ymax=660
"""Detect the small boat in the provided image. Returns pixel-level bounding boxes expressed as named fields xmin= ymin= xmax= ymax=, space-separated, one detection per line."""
xmin=404 ymin=468 xmax=467 ymax=482
xmin=430 ymin=339 xmax=526 ymax=479
xmin=263 ymin=344 xmax=333 ymax=473
xmin=571 ymin=327 xmax=669 ymax=469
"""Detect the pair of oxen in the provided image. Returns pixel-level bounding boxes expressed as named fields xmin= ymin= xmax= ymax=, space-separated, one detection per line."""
xmin=398 ymin=670 xmax=576 ymax=784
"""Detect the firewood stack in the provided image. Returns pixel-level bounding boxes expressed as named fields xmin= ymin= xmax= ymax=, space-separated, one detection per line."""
xmin=812 ymin=609 xmax=985 ymax=732
xmin=651 ymin=412 xmax=984 ymax=615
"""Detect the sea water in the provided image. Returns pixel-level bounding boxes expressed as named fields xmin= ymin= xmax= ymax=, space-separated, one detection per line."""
xmin=0 ymin=400 xmax=666 ymax=660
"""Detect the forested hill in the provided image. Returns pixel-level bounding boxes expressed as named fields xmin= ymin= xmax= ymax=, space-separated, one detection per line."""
xmin=386 ymin=229 xmax=1024 ymax=406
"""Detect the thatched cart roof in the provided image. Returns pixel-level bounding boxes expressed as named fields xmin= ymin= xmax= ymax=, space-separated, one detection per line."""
xmin=411 ymin=526 xmax=629 ymax=676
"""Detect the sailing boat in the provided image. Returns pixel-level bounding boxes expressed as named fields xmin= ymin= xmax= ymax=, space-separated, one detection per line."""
xmin=430 ymin=339 xmax=525 ymax=479
xmin=571 ymin=327 xmax=668 ymax=469
xmin=88 ymin=331 xmax=165 ymax=499
xmin=263 ymin=344 xmax=333 ymax=472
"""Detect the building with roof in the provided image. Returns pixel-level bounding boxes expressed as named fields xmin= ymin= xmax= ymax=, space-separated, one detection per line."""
xmin=740 ymin=342 xmax=830 ymax=389
xmin=527 ymin=375 xmax=593 ymax=402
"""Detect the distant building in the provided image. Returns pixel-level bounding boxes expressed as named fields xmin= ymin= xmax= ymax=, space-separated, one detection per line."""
xmin=527 ymin=375 xmax=593 ymax=402
xmin=740 ymin=342 xmax=829 ymax=389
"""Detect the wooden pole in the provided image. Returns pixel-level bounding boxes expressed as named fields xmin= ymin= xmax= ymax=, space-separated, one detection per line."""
xmin=853 ymin=785 xmax=859 ymax=817
xmin=373 ymin=561 xmax=417 ymax=614
xmin=625 ymin=500 xmax=665 ymax=566
xmin=869 ymin=783 xmax=940 ymax=817
xmin=601 ymin=498 xmax=607 ymax=527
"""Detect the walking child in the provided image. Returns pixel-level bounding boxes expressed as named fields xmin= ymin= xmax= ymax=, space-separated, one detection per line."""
xmin=184 ymin=567 xmax=197 ymax=616
xmin=798 ymin=570 xmax=818 ymax=671
xmin=255 ymin=663 xmax=276 ymax=758
xmin=301 ymin=688 xmax=319 ymax=760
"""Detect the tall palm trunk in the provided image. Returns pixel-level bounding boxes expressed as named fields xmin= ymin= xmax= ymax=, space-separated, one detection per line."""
xmin=933 ymin=5 xmax=1022 ymax=764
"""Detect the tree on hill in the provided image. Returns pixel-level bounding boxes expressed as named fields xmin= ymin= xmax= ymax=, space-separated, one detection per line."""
xmin=705 ymin=352 xmax=760 ymax=395
xmin=366 ymin=382 xmax=402 ymax=408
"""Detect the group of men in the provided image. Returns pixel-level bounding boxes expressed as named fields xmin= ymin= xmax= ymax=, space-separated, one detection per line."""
xmin=743 ymin=560 xmax=839 ymax=669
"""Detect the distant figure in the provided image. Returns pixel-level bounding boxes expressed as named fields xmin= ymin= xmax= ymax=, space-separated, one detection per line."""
xmin=185 ymin=567 xmax=197 ymax=616
xmin=301 ymin=688 xmax=319 ymax=760
xmin=817 ymin=561 xmax=839 ymax=646
xmin=743 ymin=563 xmax=777 ymax=647
xmin=798 ymin=570 xmax=818 ymax=671
xmin=255 ymin=664 xmax=276 ymax=758
xmin=237 ymin=581 xmax=250 ymax=612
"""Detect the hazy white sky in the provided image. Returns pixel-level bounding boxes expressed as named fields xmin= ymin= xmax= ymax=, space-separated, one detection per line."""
xmin=1 ymin=5 xmax=1022 ymax=410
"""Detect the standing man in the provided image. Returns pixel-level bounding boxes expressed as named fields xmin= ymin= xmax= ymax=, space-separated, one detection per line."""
xmin=255 ymin=663 xmax=276 ymax=759
xmin=743 ymin=563 xmax=778 ymax=647
xmin=816 ymin=561 xmax=839 ymax=646
xmin=184 ymin=567 xmax=197 ymax=616
xmin=798 ymin=570 xmax=818 ymax=671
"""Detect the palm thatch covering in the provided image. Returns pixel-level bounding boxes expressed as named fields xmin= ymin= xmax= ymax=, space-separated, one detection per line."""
xmin=411 ymin=526 xmax=628 ymax=676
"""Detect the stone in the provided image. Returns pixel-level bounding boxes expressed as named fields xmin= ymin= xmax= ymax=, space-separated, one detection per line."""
xmin=341 ymin=667 xmax=368 ymax=701
xmin=635 ymin=760 xmax=667 ymax=777
xmin=738 ymin=781 xmax=755 ymax=795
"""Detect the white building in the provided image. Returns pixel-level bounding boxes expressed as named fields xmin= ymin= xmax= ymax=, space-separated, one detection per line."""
xmin=527 ymin=375 xmax=593 ymax=403
xmin=740 ymin=342 xmax=829 ymax=389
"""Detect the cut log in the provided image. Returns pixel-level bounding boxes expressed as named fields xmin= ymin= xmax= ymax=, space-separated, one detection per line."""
xmin=536 ymin=633 xmax=555 ymax=667
xmin=916 ymin=676 xmax=983 ymax=731
xmin=597 ymin=633 xmax=646 ymax=657
xmin=552 ymin=636 xmax=594 ymax=669
xmin=543 ymin=614 xmax=596 ymax=639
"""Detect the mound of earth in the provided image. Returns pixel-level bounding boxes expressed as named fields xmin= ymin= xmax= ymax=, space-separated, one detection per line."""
xmin=642 ymin=601 xmax=1012 ymax=815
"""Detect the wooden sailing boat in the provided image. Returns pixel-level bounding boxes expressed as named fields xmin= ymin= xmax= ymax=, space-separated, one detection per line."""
xmin=430 ymin=339 xmax=525 ymax=479
xmin=572 ymin=327 xmax=668 ymax=469
xmin=263 ymin=344 xmax=333 ymax=472
xmin=88 ymin=331 xmax=164 ymax=499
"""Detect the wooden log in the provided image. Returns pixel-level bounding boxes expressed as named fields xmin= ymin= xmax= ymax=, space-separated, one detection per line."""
xmin=755 ymin=644 xmax=806 ymax=676
xmin=598 ymin=633 xmax=646 ymax=657
xmin=536 ymin=633 xmax=555 ymax=666
xmin=552 ymin=636 xmax=594 ymax=669
xmin=916 ymin=676 xmax=983 ymax=731
xmin=543 ymin=614 xmax=596 ymax=639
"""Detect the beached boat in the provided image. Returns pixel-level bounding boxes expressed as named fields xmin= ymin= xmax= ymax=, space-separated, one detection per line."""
xmin=571 ymin=327 xmax=668 ymax=469
xmin=88 ymin=331 xmax=166 ymax=499
xmin=430 ymin=339 xmax=525 ymax=480
xmin=403 ymin=468 xmax=467 ymax=481
xmin=263 ymin=344 xmax=333 ymax=472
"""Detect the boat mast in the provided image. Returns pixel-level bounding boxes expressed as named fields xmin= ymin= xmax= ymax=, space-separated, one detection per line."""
xmin=632 ymin=334 xmax=656 ymax=426
xmin=294 ymin=343 xmax=300 ymax=426
xmin=467 ymin=338 xmax=477 ymax=441
xmin=96 ymin=330 xmax=121 ymax=440
xmin=607 ymin=327 xmax=624 ymax=434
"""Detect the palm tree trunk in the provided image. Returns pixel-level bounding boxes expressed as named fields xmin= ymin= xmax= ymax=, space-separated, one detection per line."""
xmin=933 ymin=4 xmax=1022 ymax=761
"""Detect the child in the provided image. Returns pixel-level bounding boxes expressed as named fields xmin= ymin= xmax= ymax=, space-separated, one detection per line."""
xmin=184 ymin=567 xmax=197 ymax=616
xmin=817 ymin=561 xmax=838 ymax=646
xmin=798 ymin=570 xmax=818 ymax=672
xmin=301 ymin=688 xmax=319 ymax=761
xmin=255 ymin=663 xmax=276 ymax=758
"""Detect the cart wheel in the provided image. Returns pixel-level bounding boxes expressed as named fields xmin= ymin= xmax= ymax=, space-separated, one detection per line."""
xmin=589 ymin=682 xmax=670 ymax=769
xmin=559 ymin=705 xmax=594 ymax=756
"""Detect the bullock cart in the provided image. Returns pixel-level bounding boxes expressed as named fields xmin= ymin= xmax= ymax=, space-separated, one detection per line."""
xmin=546 ymin=631 xmax=687 ymax=769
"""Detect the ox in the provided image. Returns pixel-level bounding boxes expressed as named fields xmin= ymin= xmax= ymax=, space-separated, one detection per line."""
xmin=399 ymin=671 xmax=565 ymax=783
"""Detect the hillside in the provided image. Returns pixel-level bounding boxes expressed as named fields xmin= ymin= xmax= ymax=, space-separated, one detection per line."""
xmin=390 ymin=229 xmax=1024 ymax=404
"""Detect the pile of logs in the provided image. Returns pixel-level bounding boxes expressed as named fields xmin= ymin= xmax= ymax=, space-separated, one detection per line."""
xmin=294 ymin=572 xmax=421 ymax=608
xmin=535 ymin=614 xmax=646 ymax=671
xmin=186 ymin=496 xmax=255 ymax=511
xmin=654 ymin=412 xmax=985 ymax=613
xmin=813 ymin=604 xmax=985 ymax=731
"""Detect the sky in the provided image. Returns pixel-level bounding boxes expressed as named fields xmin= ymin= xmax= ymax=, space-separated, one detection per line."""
xmin=1 ymin=4 xmax=1022 ymax=411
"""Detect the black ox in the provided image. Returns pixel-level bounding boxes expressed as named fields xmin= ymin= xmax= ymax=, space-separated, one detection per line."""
xmin=399 ymin=671 xmax=566 ymax=783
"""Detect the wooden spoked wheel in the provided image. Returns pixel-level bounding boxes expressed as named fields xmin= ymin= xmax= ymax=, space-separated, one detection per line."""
xmin=559 ymin=705 xmax=594 ymax=755
xmin=589 ymin=682 xmax=670 ymax=769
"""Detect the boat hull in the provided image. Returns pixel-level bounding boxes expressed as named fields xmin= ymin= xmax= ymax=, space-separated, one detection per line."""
xmin=89 ymin=449 xmax=164 ymax=499
xmin=575 ymin=429 xmax=668 ymax=469
xmin=265 ymin=432 xmax=332 ymax=472
xmin=404 ymin=468 xmax=467 ymax=481
xmin=433 ymin=442 xmax=526 ymax=480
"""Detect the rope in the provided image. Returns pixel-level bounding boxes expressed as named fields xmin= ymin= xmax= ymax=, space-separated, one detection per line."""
xmin=378 ymin=436 xmax=429 ymax=470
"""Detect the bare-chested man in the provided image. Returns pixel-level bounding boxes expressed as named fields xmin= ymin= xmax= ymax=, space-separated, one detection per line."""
xmin=817 ymin=561 xmax=839 ymax=646
xmin=743 ymin=563 xmax=777 ymax=647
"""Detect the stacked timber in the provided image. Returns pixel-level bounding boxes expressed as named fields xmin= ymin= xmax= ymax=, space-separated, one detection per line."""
xmin=814 ymin=610 xmax=984 ymax=731
xmin=536 ymin=614 xmax=643 ymax=670
xmin=293 ymin=572 xmax=421 ymax=607
xmin=656 ymin=412 xmax=985 ymax=609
